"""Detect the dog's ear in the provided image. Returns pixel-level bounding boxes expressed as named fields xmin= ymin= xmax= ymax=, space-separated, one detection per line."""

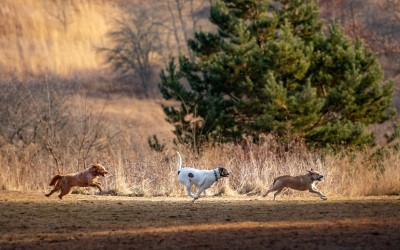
xmin=91 ymin=163 xmax=99 ymax=169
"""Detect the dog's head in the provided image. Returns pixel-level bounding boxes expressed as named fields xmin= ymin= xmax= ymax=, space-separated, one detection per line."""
xmin=218 ymin=167 xmax=230 ymax=178
xmin=91 ymin=163 xmax=109 ymax=177
xmin=307 ymin=169 xmax=323 ymax=181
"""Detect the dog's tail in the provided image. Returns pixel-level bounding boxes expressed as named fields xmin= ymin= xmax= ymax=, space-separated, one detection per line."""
xmin=177 ymin=151 xmax=182 ymax=174
xmin=49 ymin=175 xmax=62 ymax=186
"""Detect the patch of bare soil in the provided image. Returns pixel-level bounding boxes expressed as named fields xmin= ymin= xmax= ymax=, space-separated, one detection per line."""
xmin=0 ymin=191 xmax=399 ymax=249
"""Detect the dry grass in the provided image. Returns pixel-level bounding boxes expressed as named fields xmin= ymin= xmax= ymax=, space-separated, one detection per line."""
xmin=1 ymin=133 xmax=400 ymax=198
xmin=0 ymin=0 xmax=118 ymax=76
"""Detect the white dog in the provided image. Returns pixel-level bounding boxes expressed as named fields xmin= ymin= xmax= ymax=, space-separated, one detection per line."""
xmin=177 ymin=152 xmax=230 ymax=202
xmin=262 ymin=169 xmax=327 ymax=200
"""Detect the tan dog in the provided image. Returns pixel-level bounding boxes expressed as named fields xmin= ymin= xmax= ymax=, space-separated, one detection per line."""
xmin=262 ymin=169 xmax=327 ymax=200
xmin=45 ymin=163 xmax=109 ymax=199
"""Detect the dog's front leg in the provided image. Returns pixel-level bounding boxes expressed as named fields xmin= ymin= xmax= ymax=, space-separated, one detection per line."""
xmin=309 ymin=188 xmax=327 ymax=200
xmin=90 ymin=183 xmax=102 ymax=192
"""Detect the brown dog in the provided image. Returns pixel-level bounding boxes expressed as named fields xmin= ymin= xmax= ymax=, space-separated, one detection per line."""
xmin=262 ymin=169 xmax=327 ymax=200
xmin=45 ymin=163 xmax=109 ymax=199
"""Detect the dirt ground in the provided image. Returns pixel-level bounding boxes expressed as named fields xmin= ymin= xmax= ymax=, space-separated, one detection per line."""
xmin=0 ymin=191 xmax=399 ymax=250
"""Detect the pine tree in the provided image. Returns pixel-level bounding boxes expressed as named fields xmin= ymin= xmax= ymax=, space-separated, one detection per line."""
xmin=159 ymin=0 xmax=394 ymax=150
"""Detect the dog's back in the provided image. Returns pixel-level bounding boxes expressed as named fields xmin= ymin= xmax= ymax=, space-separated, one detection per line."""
xmin=273 ymin=175 xmax=311 ymax=191
xmin=273 ymin=175 xmax=291 ymax=185
xmin=50 ymin=171 xmax=93 ymax=187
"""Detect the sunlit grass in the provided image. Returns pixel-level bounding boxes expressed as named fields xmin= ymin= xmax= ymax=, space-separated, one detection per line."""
xmin=0 ymin=0 xmax=118 ymax=76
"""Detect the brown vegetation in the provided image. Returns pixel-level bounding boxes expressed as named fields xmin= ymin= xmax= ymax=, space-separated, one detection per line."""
xmin=0 ymin=0 xmax=399 ymax=198
xmin=0 ymin=0 xmax=116 ymax=77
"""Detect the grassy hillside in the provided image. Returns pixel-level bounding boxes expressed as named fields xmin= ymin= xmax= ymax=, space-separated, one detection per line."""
xmin=0 ymin=0 xmax=118 ymax=76
xmin=1 ymin=0 xmax=398 ymax=91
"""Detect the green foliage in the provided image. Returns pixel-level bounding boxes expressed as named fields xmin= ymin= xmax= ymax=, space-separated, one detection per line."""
xmin=159 ymin=0 xmax=395 ymax=150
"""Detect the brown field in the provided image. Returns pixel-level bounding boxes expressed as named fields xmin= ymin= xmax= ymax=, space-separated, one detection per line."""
xmin=1 ymin=2 xmax=400 ymax=248
xmin=0 ymin=191 xmax=399 ymax=250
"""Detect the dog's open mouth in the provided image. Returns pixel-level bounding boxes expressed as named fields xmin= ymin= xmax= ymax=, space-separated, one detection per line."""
xmin=98 ymin=171 xmax=108 ymax=177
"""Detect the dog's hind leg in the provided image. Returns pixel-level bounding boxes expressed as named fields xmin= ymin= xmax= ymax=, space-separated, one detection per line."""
xmin=183 ymin=182 xmax=197 ymax=199
xmin=262 ymin=188 xmax=274 ymax=197
xmin=193 ymin=186 xmax=208 ymax=202
xmin=58 ymin=187 xmax=72 ymax=200
xmin=263 ymin=187 xmax=278 ymax=197
xmin=263 ymin=181 xmax=283 ymax=198
xmin=273 ymin=188 xmax=285 ymax=200
xmin=45 ymin=186 xmax=60 ymax=197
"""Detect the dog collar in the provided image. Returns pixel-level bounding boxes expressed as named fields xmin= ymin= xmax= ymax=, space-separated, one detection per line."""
xmin=213 ymin=169 xmax=218 ymax=181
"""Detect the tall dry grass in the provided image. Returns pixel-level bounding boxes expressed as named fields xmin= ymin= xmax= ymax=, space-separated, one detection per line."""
xmin=1 ymin=131 xmax=399 ymax=197
xmin=0 ymin=76 xmax=399 ymax=198
xmin=0 ymin=0 xmax=118 ymax=76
